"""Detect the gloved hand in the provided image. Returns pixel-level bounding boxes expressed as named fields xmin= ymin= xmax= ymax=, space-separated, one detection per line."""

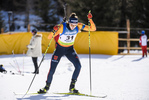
xmin=53 ymin=25 xmax=60 ymax=31
xmin=88 ymin=13 xmax=93 ymax=19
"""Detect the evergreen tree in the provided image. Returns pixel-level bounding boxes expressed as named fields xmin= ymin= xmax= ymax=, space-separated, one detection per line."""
xmin=0 ymin=12 xmax=3 ymax=33
xmin=0 ymin=11 xmax=6 ymax=33
xmin=65 ymin=0 xmax=123 ymax=30
xmin=1 ymin=0 xmax=26 ymax=12
xmin=33 ymin=0 xmax=60 ymax=31
xmin=1 ymin=0 xmax=149 ymax=32
xmin=130 ymin=0 xmax=149 ymax=28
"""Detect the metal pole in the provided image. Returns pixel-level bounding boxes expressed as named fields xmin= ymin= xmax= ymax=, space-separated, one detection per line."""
xmin=8 ymin=11 xmax=12 ymax=32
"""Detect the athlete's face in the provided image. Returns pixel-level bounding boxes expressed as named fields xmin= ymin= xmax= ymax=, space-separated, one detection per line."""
xmin=69 ymin=23 xmax=78 ymax=30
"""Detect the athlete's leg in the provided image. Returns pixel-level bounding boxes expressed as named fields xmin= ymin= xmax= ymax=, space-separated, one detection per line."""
xmin=65 ymin=48 xmax=81 ymax=93
xmin=65 ymin=49 xmax=81 ymax=80
xmin=46 ymin=47 xmax=64 ymax=84
xmin=38 ymin=44 xmax=65 ymax=93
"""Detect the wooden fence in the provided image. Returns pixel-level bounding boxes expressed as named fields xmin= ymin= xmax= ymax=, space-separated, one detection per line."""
xmin=118 ymin=19 xmax=149 ymax=55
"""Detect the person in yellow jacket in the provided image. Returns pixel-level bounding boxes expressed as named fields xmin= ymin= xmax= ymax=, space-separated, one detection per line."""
xmin=38 ymin=12 xmax=96 ymax=93
xmin=26 ymin=29 xmax=42 ymax=74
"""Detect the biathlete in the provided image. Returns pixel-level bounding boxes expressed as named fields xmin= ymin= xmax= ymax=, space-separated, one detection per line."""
xmin=38 ymin=12 xmax=96 ymax=93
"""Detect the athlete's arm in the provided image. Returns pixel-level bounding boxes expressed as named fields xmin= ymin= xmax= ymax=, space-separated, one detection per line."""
xmin=77 ymin=12 xmax=96 ymax=32
xmin=48 ymin=24 xmax=63 ymax=39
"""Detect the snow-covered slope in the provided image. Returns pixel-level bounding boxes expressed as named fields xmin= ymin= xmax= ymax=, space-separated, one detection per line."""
xmin=0 ymin=54 xmax=149 ymax=100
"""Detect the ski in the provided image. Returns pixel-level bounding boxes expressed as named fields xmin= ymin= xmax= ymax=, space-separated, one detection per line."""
xmin=14 ymin=92 xmax=107 ymax=98
xmin=54 ymin=92 xmax=107 ymax=98
xmin=14 ymin=92 xmax=52 ymax=96
xmin=13 ymin=92 xmax=39 ymax=95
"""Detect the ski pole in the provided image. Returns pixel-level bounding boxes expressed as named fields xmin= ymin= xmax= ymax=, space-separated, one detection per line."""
xmin=23 ymin=50 xmax=25 ymax=74
xmin=9 ymin=63 xmax=18 ymax=72
xmin=12 ymin=50 xmax=21 ymax=73
xmin=22 ymin=28 xmax=57 ymax=98
xmin=88 ymin=10 xmax=92 ymax=95
xmin=22 ymin=3 xmax=67 ymax=98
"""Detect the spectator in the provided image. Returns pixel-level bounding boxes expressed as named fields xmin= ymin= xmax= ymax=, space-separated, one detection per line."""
xmin=139 ymin=30 xmax=148 ymax=57
xmin=26 ymin=29 xmax=42 ymax=74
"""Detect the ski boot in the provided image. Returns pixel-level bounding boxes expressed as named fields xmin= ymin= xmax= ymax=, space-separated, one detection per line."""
xmin=38 ymin=83 xmax=50 ymax=94
xmin=69 ymin=79 xmax=79 ymax=93
xmin=32 ymin=70 xmax=39 ymax=74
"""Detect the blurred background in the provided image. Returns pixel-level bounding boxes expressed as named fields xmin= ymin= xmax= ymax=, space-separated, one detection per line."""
xmin=0 ymin=0 xmax=149 ymax=53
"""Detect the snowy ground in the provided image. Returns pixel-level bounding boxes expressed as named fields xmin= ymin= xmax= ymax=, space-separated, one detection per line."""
xmin=0 ymin=54 xmax=149 ymax=100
